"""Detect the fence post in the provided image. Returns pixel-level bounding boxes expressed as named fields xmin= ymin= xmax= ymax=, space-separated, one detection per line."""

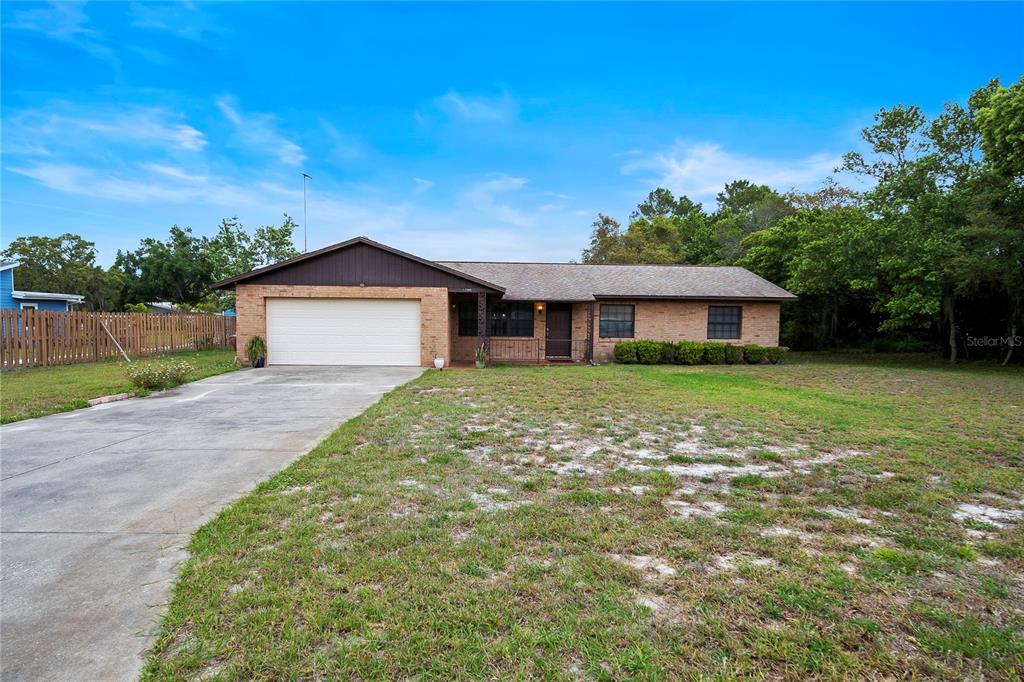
xmin=41 ymin=311 xmax=49 ymax=366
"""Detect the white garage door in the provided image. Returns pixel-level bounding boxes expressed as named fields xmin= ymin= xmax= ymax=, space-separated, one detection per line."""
xmin=265 ymin=298 xmax=421 ymax=366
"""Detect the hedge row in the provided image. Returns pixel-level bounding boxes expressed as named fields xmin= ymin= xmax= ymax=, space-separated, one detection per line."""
xmin=613 ymin=340 xmax=787 ymax=365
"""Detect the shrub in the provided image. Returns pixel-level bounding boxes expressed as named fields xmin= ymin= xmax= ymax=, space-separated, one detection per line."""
xmin=635 ymin=340 xmax=663 ymax=365
xmin=744 ymin=344 xmax=767 ymax=364
xmin=703 ymin=342 xmax=727 ymax=364
xmin=725 ymin=344 xmax=744 ymax=364
xmin=658 ymin=341 xmax=678 ymax=364
xmin=765 ymin=346 xmax=788 ymax=364
xmin=676 ymin=340 xmax=704 ymax=365
xmin=613 ymin=341 xmax=638 ymax=364
xmin=245 ymin=335 xmax=268 ymax=365
xmin=126 ymin=360 xmax=195 ymax=390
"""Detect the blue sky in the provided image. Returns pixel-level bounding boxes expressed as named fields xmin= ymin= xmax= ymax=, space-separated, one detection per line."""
xmin=2 ymin=2 xmax=1021 ymax=265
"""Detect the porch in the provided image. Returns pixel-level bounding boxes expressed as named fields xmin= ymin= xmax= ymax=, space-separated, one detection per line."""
xmin=448 ymin=293 xmax=594 ymax=364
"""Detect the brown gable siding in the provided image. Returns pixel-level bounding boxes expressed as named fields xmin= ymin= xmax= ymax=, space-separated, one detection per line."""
xmin=241 ymin=242 xmax=494 ymax=292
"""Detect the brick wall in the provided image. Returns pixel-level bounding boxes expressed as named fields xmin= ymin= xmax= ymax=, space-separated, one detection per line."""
xmin=235 ymin=286 xmax=781 ymax=367
xmin=235 ymin=284 xmax=449 ymax=366
xmin=591 ymin=300 xmax=781 ymax=362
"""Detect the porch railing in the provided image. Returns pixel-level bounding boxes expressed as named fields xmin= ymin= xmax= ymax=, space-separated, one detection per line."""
xmin=488 ymin=338 xmax=590 ymax=363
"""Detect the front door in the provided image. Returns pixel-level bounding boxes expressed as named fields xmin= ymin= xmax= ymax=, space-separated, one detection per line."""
xmin=545 ymin=303 xmax=572 ymax=357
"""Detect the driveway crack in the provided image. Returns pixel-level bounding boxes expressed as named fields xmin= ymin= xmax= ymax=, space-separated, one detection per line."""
xmin=1 ymin=429 xmax=159 ymax=482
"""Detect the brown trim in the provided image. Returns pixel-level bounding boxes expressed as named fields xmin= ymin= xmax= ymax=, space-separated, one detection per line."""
xmin=212 ymin=236 xmax=505 ymax=292
xmin=585 ymin=302 xmax=594 ymax=362
xmin=477 ymin=292 xmax=489 ymax=352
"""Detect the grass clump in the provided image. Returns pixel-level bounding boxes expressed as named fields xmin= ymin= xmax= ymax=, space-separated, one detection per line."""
xmin=914 ymin=608 xmax=1024 ymax=666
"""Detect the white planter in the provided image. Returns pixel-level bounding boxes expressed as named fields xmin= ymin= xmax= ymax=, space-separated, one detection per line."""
xmin=433 ymin=357 xmax=445 ymax=370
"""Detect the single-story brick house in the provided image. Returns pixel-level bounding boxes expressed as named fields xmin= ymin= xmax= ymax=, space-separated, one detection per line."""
xmin=212 ymin=236 xmax=795 ymax=367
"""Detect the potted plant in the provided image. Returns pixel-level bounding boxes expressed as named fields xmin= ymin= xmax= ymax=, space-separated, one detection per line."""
xmin=245 ymin=335 xmax=268 ymax=368
xmin=474 ymin=343 xmax=487 ymax=369
xmin=433 ymin=350 xmax=445 ymax=370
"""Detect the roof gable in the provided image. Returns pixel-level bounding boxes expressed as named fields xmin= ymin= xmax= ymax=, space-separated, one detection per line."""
xmin=212 ymin=237 xmax=504 ymax=293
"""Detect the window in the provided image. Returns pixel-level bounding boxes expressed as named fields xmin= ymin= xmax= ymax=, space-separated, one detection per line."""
xmin=489 ymin=302 xmax=534 ymax=337
xmin=19 ymin=303 xmax=38 ymax=311
xmin=457 ymin=301 xmax=478 ymax=336
xmin=458 ymin=300 xmax=535 ymax=337
xmin=600 ymin=304 xmax=634 ymax=338
xmin=707 ymin=305 xmax=742 ymax=339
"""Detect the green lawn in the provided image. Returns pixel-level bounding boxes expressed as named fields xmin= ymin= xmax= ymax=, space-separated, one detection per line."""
xmin=143 ymin=356 xmax=1023 ymax=680
xmin=0 ymin=349 xmax=238 ymax=423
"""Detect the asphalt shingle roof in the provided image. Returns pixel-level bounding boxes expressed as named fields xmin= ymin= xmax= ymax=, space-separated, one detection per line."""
xmin=437 ymin=261 xmax=796 ymax=302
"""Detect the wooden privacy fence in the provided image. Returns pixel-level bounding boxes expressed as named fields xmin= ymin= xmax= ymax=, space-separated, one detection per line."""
xmin=0 ymin=309 xmax=236 ymax=370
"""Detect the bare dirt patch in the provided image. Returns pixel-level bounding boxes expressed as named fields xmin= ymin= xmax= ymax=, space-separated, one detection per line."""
xmin=609 ymin=554 xmax=679 ymax=579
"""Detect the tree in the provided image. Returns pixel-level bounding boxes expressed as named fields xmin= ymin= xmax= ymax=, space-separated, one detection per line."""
xmin=1 ymin=233 xmax=120 ymax=310
xmin=972 ymin=78 xmax=1024 ymax=362
xmin=974 ymin=77 xmax=1024 ymax=181
xmin=741 ymin=206 xmax=876 ymax=348
xmin=114 ymin=215 xmax=299 ymax=311
xmin=580 ymin=214 xmax=622 ymax=264
xmin=785 ymin=177 xmax=859 ymax=211
xmin=114 ymin=226 xmax=214 ymax=307
xmin=582 ymin=189 xmax=720 ymax=265
xmin=838 ymin=82 xmax=1024 ymax=363
xmin=630 ymin=188 xmax=702 ymax=220
xmin=204 ymin=214 xmax=299 ymax=310
xmin=710 ymin=181 xmax=794 ymax=262
xmin=253 ymin=214 xmax=300 ymax=267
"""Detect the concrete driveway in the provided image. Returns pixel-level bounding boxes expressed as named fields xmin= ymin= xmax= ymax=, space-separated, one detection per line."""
xmin=0 ymin=365 xmax=424 ymax=681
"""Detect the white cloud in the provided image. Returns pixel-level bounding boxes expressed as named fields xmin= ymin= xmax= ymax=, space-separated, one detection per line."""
xmin=128 ymin=2 xmax=227 ymax=41
xmin=621 ymin=141 xmax=841 ymax=204
xmin=6 ymin=161 xmax=411 ymax=236
xmin=217 ymin=96 xmax=306 ymax=166
xmin=5 ymin=1 xmax=114 ymax=61
xmin=9 ymin=162 xmax=251 ymax=206
xmin=6 ymin=2 xmax=93 ymax=39
xmin=3 ymin=105 xmax=207 ymax=154
xmin=458 ymin=175 xmax=533 ymax=227
xmin=412 ymin=177 xmax=434 ymax=193
xmin=435 ymin=91 xmax=518 ymax=122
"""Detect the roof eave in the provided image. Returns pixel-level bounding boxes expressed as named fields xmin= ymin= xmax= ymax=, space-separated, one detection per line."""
xmin=12 ymin=290 xmax=85 ymax=302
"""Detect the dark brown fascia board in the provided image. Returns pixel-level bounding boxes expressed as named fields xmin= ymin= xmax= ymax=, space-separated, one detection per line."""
xmin=593 ymin=294 xmax=798 ymax=302
xmin=486 ymin=295 xmax=796 ymax=303
xmin=210 ymin=236 xmax=506 ymax=293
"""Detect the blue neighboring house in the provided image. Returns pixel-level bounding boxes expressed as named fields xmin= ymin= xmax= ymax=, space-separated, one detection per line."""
xmin=0 ymin=261 xmax=85 ymax=311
